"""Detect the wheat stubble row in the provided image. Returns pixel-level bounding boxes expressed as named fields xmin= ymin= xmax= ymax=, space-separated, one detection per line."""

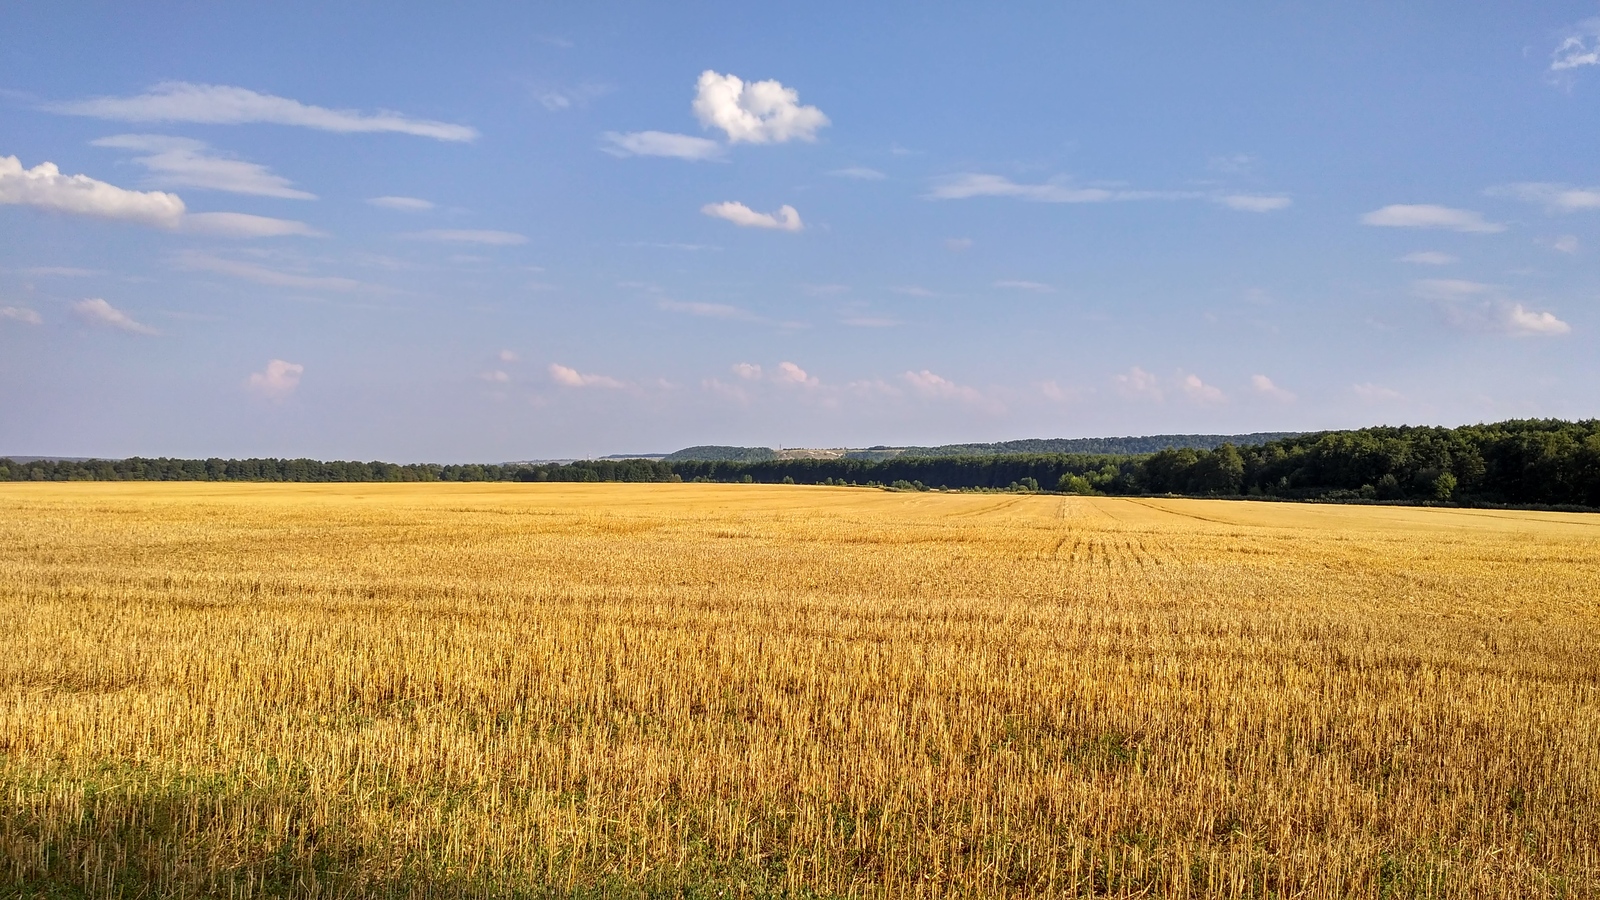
xmin=1 ymin=483 xmax=1596 ymax=898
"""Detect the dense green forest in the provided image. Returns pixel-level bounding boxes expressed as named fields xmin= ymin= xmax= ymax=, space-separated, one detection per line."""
xmin=5 ymin=419 xmax=1598 ymax=509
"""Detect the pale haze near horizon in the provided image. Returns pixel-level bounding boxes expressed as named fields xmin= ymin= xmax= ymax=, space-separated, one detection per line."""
xmin=2 ymin=4 xmax=1597 ymax=462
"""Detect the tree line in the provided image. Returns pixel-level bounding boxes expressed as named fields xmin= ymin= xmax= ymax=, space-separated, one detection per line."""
xmin=4 ymin=419 xmax=1598 ymax=509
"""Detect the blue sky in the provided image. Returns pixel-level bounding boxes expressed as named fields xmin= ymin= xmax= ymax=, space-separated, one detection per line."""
xmin=3 ymin=3 xmax=1598 ymax=460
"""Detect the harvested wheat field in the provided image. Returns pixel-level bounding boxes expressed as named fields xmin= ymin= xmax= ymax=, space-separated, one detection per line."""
xmin=1 ymin=483 xmax=1597 ymax=899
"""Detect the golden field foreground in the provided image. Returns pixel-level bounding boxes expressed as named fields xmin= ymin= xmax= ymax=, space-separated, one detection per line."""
xmin=1 ymin=484 xmax=1598 ymax=899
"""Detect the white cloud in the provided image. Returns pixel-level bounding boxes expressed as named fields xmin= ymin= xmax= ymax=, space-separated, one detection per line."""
xmin=91 ymin=134 xmax=313 ymax=199
xmin=801 ymin=283 xmax=850 ymax=295
xmin=927 ymin=173 xmax=1129 ymax=203
xmin=1551 ymin=19 xmax=1600 ymax=71
xmin=1039 ymin=380 xmax=1081 ymax=403
xmin=499 ymin=349 xmax=519 ymax=363
xmin=993 ymin=279 xmax=1053 ymax=292
xmin=1 ymin=306 xmax=42 ymax=325
xmin=1215 ymin=194 xmax=1292 ymax=212
xmin=1400 ymin=250 xmax=1457 ymax=265
xmin=72 ymin=297 xmax=156 ymax=334
xmin=1251 ymin=374 xmax=1296 ymax=402
xmin=19 ymin=266 xmax=96 ymax=277
xmin=1360 ymin=204 xmax=1504 ymax=233
xmin=658 ymin=299 xmax=761 ymax=321
xmin=1353 ymin=383 xmax=1402 ymax=402
xmin=623 ymin=241 xmax=722 ymax=251
xmin=368 ymin=195 xmax=434 ymax=211
xmin=51 ymin=82 xmax=478 ymax=141
xmin=404 ymin=229 xmax=528 ymax=245
xmin=902 ymin=369 xmax=983 ymax=403
xmin=536 ymin=83 xmax=610 ymax=111
xmin=247 ymin=359 xmax=304 ymax=399
xmin=1486 ymin=182 xmax=1600 ymax=212
xmin=692 ymin=70 xmax=829 ymax=144
xmin=944 ymin=237 xmax=973 ymax=252
xmin=927 ymin=173 xmax=1284 ymax=211
xmin=480 ymin=370 xmax=511 ymax=383
xmin=601 ymin=130 xmax=725 ymax=161
xmin=1180 ymin=373 xmax=1226 ymax=404
xmin=829 ymin=166 xmax=885 ymax=180
xmin=182 ymin=212 xmax=324 ymax=238
xmin=1113 ymin=366 xmax=1163 ymax=401
xmin=1412 ymin=279 xmax=1571 ymax=337
xmin=701 ymin=201 xmax=803 ymax=231
xmin=774 ymin=361 xmax=818 ymax=387
xmin=1412 ymin=278 xmax=1492 ymax=300
xmin=1504 ymin=304 xmax=1571 ymax=336
xmin=731 ymin=362 xmax=762 ymax=380
xmin=174 ymin=251 xmax=369 ymax=292
xmin=0 ymin=155 xmax=185 ymax=227
xmin=549 ymin=363 xmax=624 ymax=389
xmin=1208 ymin=154 xmax=1257 ymax=174
xmin=1554 ymin=234 xmax=1580 ymax=253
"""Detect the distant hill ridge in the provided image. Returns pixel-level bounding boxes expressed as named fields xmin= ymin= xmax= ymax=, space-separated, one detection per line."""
xmin=661 ymin=433 xmax=1300 ymax=463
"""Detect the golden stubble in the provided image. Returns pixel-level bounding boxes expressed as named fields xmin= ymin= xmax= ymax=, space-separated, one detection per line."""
xmin=1 ymin=483 xmax=1597 ymax=898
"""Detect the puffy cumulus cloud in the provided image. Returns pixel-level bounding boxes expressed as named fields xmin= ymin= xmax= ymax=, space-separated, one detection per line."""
xmin=50 ymin=82 xmax=478 ymax=141
xmin=1486 ymin=182 xmax=1600 ymax=212
xmin=1412 ymin=279 xmax=1571 ymax=337
xmin=601 ymin=131 xmax=725 ymax=161
xmin=1360 ymin=204 xmax=1504 ymax=233
xmin=731 ymin=362 xmax=762 ymax=380
xmin=701 ymin=201 xmax=803 ymax=231
xmin=91 ymin=134 xmax=313 ymax=199
xmin=182 ymin=212 xmax=323 ymax=238
xmin=1215 ymin=194 xmax=1292 ymax=212
xmin=403 ymin=229 xmax=527 ymax=245
xmin=774 ymin=361 xmax=818 ymax=387
xmin=902 ymin=369 xmax=983 ymax=403
xmin=692 ymin=71 xmax=829 ymax=144
xmin=1180 ymin=373 xmax=1226 ymax=404
xmin=549 ymin=363 xmax=624 ymax=389
xmin=247 ymin=359 xmax=304 ymax=400
xmin=1551 ymin=19 xmax=1600 ymax=71
xmin=1353 ymin=383 xmax=1402 ymax=402
xmin=0 ymin=155 xmax=185 ymax=227
xmin=1039 ymin=380 xmax=1082 ymax=403
xmin=498 ymin=349 xmax=520 ymax=363
xmin=1 ymin=306 xmax=43 ymax=325
xmin=1401 ymin=250 xmax=1457 ymax=265
xmin=72 ymin=297 xmax=156 ymax=335
xmin=368 ymin=195 xmax=434 ymax=211
xmin=1113 ymin=366 xmax=1163 ymax=401
xmin=1504 ymin=304 xmax=1571 ymax=336
xmin=1251 ymin=374 xmax=1296 ymax=402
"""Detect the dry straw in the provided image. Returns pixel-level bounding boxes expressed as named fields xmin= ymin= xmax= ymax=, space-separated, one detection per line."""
xmin=1 ymin=483 xmax=1596 ymax=897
